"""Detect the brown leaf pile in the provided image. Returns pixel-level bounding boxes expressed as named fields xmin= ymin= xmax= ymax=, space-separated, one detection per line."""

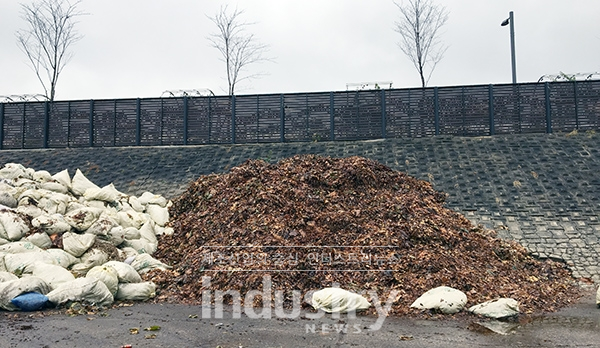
xmin=148 ymin=155 xmax=581 ymax=316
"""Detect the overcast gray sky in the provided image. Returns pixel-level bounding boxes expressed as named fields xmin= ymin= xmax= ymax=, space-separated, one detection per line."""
xmin=1 ymin=0 xmax=599 ymax=101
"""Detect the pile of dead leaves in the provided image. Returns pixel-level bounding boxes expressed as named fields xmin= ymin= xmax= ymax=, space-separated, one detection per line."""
xmin=147 ymin=155 xmax=581 ymax=316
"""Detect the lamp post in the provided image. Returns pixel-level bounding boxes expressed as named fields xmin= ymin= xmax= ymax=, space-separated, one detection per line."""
xmin=501 ymin=11 xmax=517 ymax=84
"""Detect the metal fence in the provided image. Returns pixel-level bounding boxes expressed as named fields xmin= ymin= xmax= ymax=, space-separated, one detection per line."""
xmin=1 ymin=80 xmax=599 ymax=149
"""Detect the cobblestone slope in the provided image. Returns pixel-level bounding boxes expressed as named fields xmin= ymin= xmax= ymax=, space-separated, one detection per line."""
xmin=1 ymin=133 xmax=598 ymax=281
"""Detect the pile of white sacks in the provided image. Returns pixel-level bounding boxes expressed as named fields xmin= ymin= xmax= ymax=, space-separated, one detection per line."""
xmin=0 ymin=163 xmax=172 ymax=311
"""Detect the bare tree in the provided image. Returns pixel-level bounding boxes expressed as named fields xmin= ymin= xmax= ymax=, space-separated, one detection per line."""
xmin=394 ymin=0 xmax=449 ymax=88
xmin=16 ymin=0 xmax=85 ymax=102
xmin=207 ymin=5 xmax=270 ymax=96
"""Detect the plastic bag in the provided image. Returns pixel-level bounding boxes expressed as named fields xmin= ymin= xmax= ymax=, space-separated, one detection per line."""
xmin=0 ymin=276 xmax=50 ymax=311
xmin=11 ymin=292 xmax=49 ymax=311
xmin=46 ymin=277 xmax=113 ymax=307
xmin=0 ymin=241 xmax=42 ymax=254
xmin=311 ymin=287 xmax=371 ymax=313
xmin=145 ymin=204 xmax=169 ymax=227
xmin=64 ymin=207 xmax=101 ymax=231
xmin=4 ymin=252 xmax=57 ymax=275
xmin=32 ymin=213 xmax=72 ymax=235
xmin=115 ymin=282 xmax=156 ymax=301
xmin=410 ymin=286 xmax=467 ymax=314
xmin=45 ymin=248 xmax=79 ymax=268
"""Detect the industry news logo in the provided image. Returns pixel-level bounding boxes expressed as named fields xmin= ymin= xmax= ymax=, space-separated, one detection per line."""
xmin=197 ymin=246 xmax=400 ymax=332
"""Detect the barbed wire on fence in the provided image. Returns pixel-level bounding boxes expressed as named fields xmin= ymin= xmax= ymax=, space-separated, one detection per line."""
xmin=538 ymin=72 xmax=600 ymax=83
xmin=0 ymin=94 xmax=49 ymax=103
xmin=160 ymin=89 xmax=215 ymax=98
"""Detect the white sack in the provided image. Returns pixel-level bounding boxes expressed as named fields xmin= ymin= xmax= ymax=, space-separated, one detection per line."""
xmin=45 ymin=248 xmax=79 ymax=268
xmin=0 ymin=163 xmax=28 ymax=180
xmin=145 ymin=204 xmax=169 ymax=227
xmin=0 ymin=192 xmax=17 ymax=208
xmin=138 ymin=192 xmax=168 ymax=207
xmin=0 ymin=276 xmax=50 ymax=310
xmin=86 ymin=214 xmax=118 ymax=236
xmin=115 ymin=282 xmax=156 ymax=301
xmin=410 ymin=286 xmax=467 ymax=314
xmin=26 ymin=232 xmax=53 ymax=249
xmin=71 ymin=169 xmax=100 ymax=197
xmin=64 ymin=207 xmax=101 ymax=231
xmin=117 ymin=211 xmax=146 ymax=229
xmin=139 ymin=221 xmax=158 ymax=244
xmin=130 ymin=253 xmax=171 ymax=274
xmin=46 ymin=277 xmax=113 ymax=307
xmin=128 ymin=196 xmax=145 ymax=212
xmin=0 ymin=271 xmax=18 ymax=282
xmin=32 ymin=213 xmax=71 ymax=235
xmin=122 ymin=227 xmax=141 ymax=240
xmin=469 ymin=298 xmax=520 ymax=319
xmin=0 ymin=210 xmax=30 ymax=241
xmin=103 ymin=261 xmax=142 ymax=283
xmin=62 ymin=232 xmax=96 ymax=257
xmin=33 ymin=170 xmax=53 ymax=183
xmin=0 ymin=241 xmax=42 ymax=254
xmin=86 ymin=265 xmax=119 ymax=295
xmin=122 ymin=239 xmax=157 ymax=255
xmin=51 ymin=169 xmax=71 ymax=190
xmin=30 ymin=262 xmax=75 ymax=289
xmin=16 ymin=205 xmax=44 ymax=219
xmin=311 ymin=287 xmax=371 ymax=313
xmin=83 ymin=183 xmax=124 ymax=203
xmin=70 ymin=248 xmax=109 ymax=276
xmin=40 ymin=181 xmax=69 ymax=194
xmin=106 ymin=226 xmax=125 ymax=246
xmin=4 ymin=252 xmax=57 ymax=274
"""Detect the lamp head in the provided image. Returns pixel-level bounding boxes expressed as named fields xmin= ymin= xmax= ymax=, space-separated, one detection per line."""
xmin=501 ymin=18 xmax=510 ymax=26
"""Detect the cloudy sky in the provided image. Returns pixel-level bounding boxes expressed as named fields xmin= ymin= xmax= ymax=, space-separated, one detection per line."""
xmin=1 ymin=0 xmax=599 ymax=101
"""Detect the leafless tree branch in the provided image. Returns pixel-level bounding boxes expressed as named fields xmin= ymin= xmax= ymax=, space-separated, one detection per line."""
xmin=394 ymin=0 xmax=448 ymax=88
xmin=207 ymin=5 xmax=271 ymax=95
xmin=16 ymin=0 xmax=85 ymax=101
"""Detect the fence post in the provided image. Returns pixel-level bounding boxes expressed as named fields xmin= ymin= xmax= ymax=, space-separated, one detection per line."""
xmin=329 ymin=92 xmax=335 ymax=141
xmin=0 ymin=103 xmax=4 ymax=149
xmin=280 ymin=94 xmax=285 ymax=142
xmin=136 ymin=98 xmax=141 ymax=146
xmin=43 ymin=101 xmax=49 ymax=148
xmin=573 ymin=81 xmax=579 ymax=129
xmin=545 ymin=82 xmax=552 ymax=133
xmin=89 ymin=99 xmax=94 ymax=147
xmin=434 ymin=87 xmax=439 ymax=136
xmin=22 ymin=102 xmax=26 ymax=149
xmin=231 ymin=95 xmax=236 ymax=144
xmin=183 ymin=96 xmax=188 ymax=145
xmin=381 ymin=90 xmax=387 ymax=138
xmin=488 ymin=84 xmax=495 ymax=135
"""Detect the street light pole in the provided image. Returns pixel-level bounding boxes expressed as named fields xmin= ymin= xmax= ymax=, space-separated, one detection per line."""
xmin=501 ymin=11 xmax=517 ymax=84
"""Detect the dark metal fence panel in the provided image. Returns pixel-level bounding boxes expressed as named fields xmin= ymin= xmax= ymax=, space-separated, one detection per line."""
xmin=283 ymin=92 xmax=331 ymax=142
xmin=67 ymin=100 xmax=92 ymax=147
xmin=574 ymin=81 xmax=600 ymax=130
xmin=161 ymin=98 xmax=185 ymax=145
xmin=114 ymin=99 xmax=138 ymax=146
xmin=138 ymin=99 xmax=163 ymax=146
xmin=549 ymin=82 xmax=578 ymax=132
xmin=186 ymin=97 xmax=210 ymax=145
xmin=438 ymin=85 xmax=489 ymax=136
xmin=492 ymin=84 xmax=523 ymax=134
xmin=22 ymin=102 xmax=45 ymax=149
xmin=47 ymin=101 xmax=70 ymax=148
xmin=2 ymin=103 xmax=24 ymax=149
xmin=332 ymin=90 xmax=384 ymax=140
xmin=3 ymin=81 xmax=600 ymax=149
xmin=515 ymin=84 xmax=546 ymax=134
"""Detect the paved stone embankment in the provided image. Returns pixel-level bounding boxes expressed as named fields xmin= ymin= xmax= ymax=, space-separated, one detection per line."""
xmin=1 ymin=132 xmax=599 ymax=281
